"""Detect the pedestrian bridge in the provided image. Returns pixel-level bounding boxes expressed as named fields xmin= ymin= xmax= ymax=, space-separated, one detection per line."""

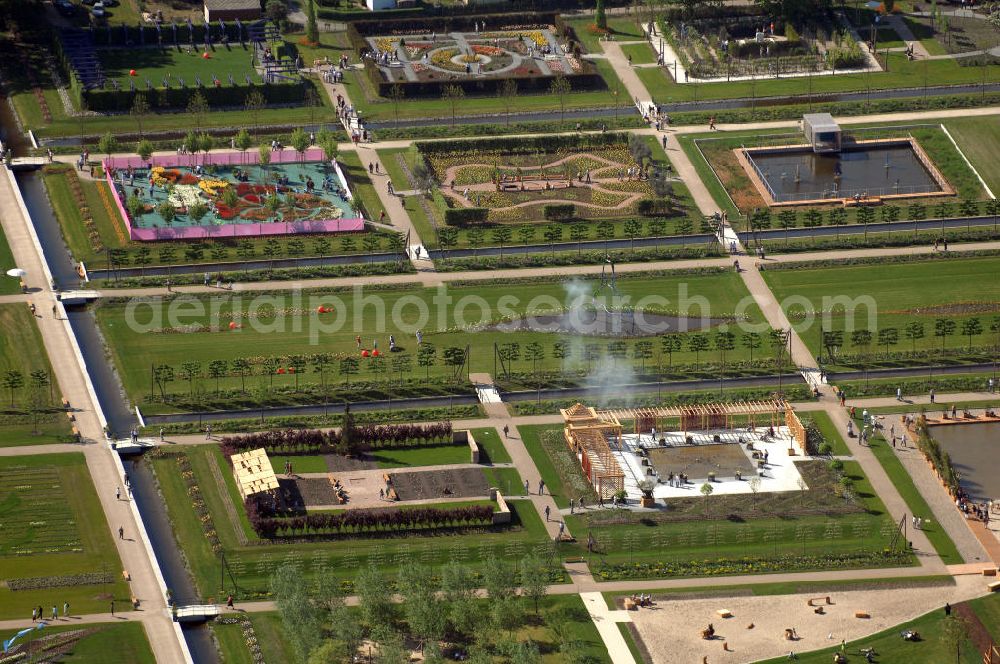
xmin=57 ymin=290 xmax=101 ymax=305
xmin=172 ymin=604 xmax=221 ymax=623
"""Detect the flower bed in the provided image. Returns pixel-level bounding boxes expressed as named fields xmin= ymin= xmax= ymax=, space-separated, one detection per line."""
xmin=219 ymin=422 xmax=453 ymax=458
xmin=175 ymin=453 xmax=222 ymax=554
xmin=7 ymin=572 xmax=115 ymax=591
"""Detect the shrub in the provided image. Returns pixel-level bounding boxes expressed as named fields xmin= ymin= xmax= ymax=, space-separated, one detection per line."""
xmin=443 ymin=207 xmax=489 ymax=226
xmin=220 ymin=422 xmax=453 ymax=458
xmin=636 ymin=198 xmax=674 ymax=216
xmin=543 ymin=203 xmax=575 ymax=220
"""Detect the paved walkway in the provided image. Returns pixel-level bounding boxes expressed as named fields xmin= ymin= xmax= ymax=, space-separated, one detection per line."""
xmin=0 ymin=168 xmax=188 ymax=662
xmin=581 ymin=591 xmax=638 ymax=664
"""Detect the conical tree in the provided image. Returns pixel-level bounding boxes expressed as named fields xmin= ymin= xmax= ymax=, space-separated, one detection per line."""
xmin=305 ymin=0 xmax=319 ymax=45
xmin=595 ymin=0 xmax=608 ymax=30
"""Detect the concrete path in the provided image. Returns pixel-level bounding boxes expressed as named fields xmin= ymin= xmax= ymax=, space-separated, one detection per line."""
xmin=0 ymin=168 xmax=189 ymax=662
xmin=581 ymin=591 xmax=638 ymax=664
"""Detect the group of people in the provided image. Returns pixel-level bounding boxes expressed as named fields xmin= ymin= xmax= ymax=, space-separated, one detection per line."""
xmin=629 ymin=593 xmax=655 ymax=607
xmin=956 ymin=492 xmax=992 ymax=525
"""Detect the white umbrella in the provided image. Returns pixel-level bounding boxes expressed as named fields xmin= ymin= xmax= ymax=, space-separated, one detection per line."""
xmin=5 ymin=268 xmax=26 ymax=278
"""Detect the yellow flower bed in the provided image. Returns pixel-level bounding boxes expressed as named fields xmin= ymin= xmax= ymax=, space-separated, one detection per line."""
xmin=528 ymin=31 xmax=548 ymax=47
xmin=198 ymin=179 xmax=229 ymax=197
xmin=374 ymin=37 xmax=397 ymax=52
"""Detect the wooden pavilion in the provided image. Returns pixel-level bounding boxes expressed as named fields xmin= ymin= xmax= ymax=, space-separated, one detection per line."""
xmin=231 ymin=448 xmax=280 ymax=500
xmin=561 ymin=400 xmax=809 ymax=495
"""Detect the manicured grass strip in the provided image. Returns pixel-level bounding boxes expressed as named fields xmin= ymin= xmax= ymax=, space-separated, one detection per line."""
xmin=483 ymin=467 xmax=526 ymax=497
xmin=602 ymin=574 xmax=955 ymax=607
xmin=372 ymin=443 xmax=472 ymax=468
xmin=617 ymin=622 xmax=647 ymax=663
xmin=267 ymin=454 xmax=328 ymax=474
xmin=0 ymin=228 xmax=18 ymax=295
xmin=518 ymin=424 xmax=573 ymax=508
xmin=621 ymin=42 xmax=657 ymax=65
xmin=861 ymin=423 xmax=965 ymax=565
xmin=337 ymin=150 xmax=387 ymax=223
xmin=12 ymin=621 xmax=155 ymax=664
xmin=469 ymin=426 xmax=513 ymax=464
xmin=756 ymin=602 xmax=983 ymax=663
xmin=969 ymin=591 xmax=1000 ymax=643
xmin=803 ymin=410 xmax=852 ymax=457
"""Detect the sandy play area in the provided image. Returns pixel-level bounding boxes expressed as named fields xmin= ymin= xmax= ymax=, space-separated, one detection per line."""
xmin=627 ymin=575 xmax=988 ymax=663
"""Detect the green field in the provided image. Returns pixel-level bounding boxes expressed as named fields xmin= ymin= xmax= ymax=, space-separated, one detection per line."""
xmin=94 ymin=271 xmax=769 ymax=411
xmin=97 ymin=43 xmax=259 ymax=90
xmin=763 ymin=256 xmax=1000 ymax=367
xmin=0 ymin=454 xmax=131 ymax=619
xmin=802 ymin=410 xmax=852 ymax=456
xmin=0 ymin=227 xmax=18 ymax=295
xmin=151 ymin=445 xmax=555 ymax=599
xmin=0 ymin=304 xmax=74 ymax=446
xmin=2 ymin=621 xmax=154 ymax=663
xmin=943 ymin=117 xmax=1000 ymax=195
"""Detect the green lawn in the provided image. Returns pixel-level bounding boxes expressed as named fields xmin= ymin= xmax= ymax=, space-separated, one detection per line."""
xmin=470 ymin=426 xmax=513 ymax=464
xmin=371 ymin=442 xmax=472 ymax=468
xmin=152 ymin=445 xmax=555 ymax=599
xmin=97 ymin=42 xmax=259 ymax=90
xmin=803 ymin=410 xmax=852 ymax=456
xmin=337 ymin=149 xmax=387 ymax=223
xmin=95 ymin=271 xmax=767 ymax=410
xmin=757 ymin=603 xmax=984 ymax=663
xmin=0 ymin=227 xmax=18 ymax=295
xmin=621 ymin=43 xmax=657 ymax=65
xmin=943 ymin=117 xmax=1000 ymax=196
xmin=267 ymin=454 xmax=327 ymax=474
xmin=970 ymin=591 xmax=1000 ymax=643
xmin=518 ymin=424 xmax=585 ymax=509
xmin=854 ymin=416 xmax=965 ymax=565
xmin=0 ymin=304 xmax=74 ymax=446
xmin=42 ymin=165 xmax=398 ymax=269
xmin=762 ymin=256 xmax=1000 ymax=366
xmin=6 ymin=621 xmax=154 ymax=664
xmin=0 ymin=454 xmax=131 ymax=619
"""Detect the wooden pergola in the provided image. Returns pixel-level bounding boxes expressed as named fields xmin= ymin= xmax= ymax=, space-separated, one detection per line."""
xmin=231 ymin=448 xmax=280 ymax=500
xmin=560 ymin=403 xmax=625 ymax=499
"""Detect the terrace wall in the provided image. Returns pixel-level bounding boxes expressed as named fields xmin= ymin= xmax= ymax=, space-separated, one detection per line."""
xmin=102 ymin=149 xmax=364 ymax=241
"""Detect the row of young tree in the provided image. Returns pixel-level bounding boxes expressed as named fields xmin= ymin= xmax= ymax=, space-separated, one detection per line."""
xmin=219 ymin=420 xmax=453 ymax=458
xmin=2 ymin=369 xmax=52 ymax=408
xmin=269 ymin=553 xmax=584 ymax=664
xmin=150 ymin=345 xmax=468 ymax=397
xmin=747 ymin=199 xmax=1000 ymax=232
xmin=820 ymin=316 xmax=1000 ymax=363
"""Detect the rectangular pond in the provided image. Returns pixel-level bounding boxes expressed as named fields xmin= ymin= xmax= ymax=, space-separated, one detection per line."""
xmin=928 ymin=421 xmax=1000 ymax=501
xmin=742 ymin=139 xmax=951 ymax=204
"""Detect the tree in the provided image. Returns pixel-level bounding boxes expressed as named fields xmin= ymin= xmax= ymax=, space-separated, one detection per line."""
xmin=29 ymin=369 xmax=51 ymax=403
xmin=152 ymin=364 xmax=174 ymax=399
xmin=633 ymin=340 xmax=653 ymax=371
xmin=188 ymin=202 xmax=208 ymax=223
xmin=851 ymin=329 xmax=873 ymax=386
xmin=441 ymin=85 xmax=465 ymax=126
xmin=941 ymin=614 xmax=970 ymax=664
xmin=569 ymin=221 xmax=588 ymax=253
xmin=290 ymin=127 xmax=310 ymax=163
xmin=126 ymin=195 xmax=144 ymax=221
xmin=714 ymin=330 xmax=736 ymax=387
xmin=688 ymin=334 xmax=709 ymax=367
xmin=519 ymin=554 xmax=547 ymax=614
xmin=700 ymin=481 xmax=714 ymax=515
xmin=265 ymin=0 xmax=289 ymax=25
xmin=822 ymin=330 xmax=843 ymax=363
xmin=595 ymin=0 xmax=608 ymax=29
xmin=904 ymin=320 xmax=925 ymax=351
xmin=130 ymin=94 xmax=150 ymax=137
xmin=443 ymin=346 xmax=467 ymax=378
xmin=156 ymin=200 xmax=175 ymax=225
xmin=231 ymin=358 xmax=252 ymax=393
xmin=98 ymin=132 xmax=119 ymax=162
xmin=549 ymin=76 xmax=572 ymax=125
xmin=2 ymin=370 xmax=23 ymax=407
xmin=136 ymin=139 xmax=154 ymax=163
xmin=305 ymin=0 xmax=319 ymax=44
xmin=270 ymin=564 xmax=324 ymax=662
xmin=623 ymin=218 xmax=642 ymax=251
xmin=198 ymin=132 xmax=215 ymax=166
xmin=627 ymin=133 xmax=652 ymax=167
xmin=244 ymin=90 xmax=265 ymax=133
xmin=934 ymin=317 xmax=956 ymax=350
xmin=742 ymin=332 xmax=761 ymax=363
xmin=356 ymin=564 xmax=394 ymax=629
xmin=179 ymin=361 xmax=202 ymax=395
xmin=524 ymin=341 xmax=545 ymax=380
xmin=206 ymin=360 xmax=228 ymax=393
xmin=322 ymin=587 xmax=363 ymax=660
xmin=258 ymin=144 xmax=272 ymax=184
xmin=388 ymin=84 xmax=405 ymax=123
xmin=877 ymin=327 xmax=899 ymax=355
xmin=961 ymin=317 xmax=982 ymax=350
xmin=748 ymin=476 xmax=761 ymax=511
xmin=311 ymin=353 xmax=333 ymax=388
xmin=661 ymin=334 xmax=683 ymax=367
xmin=483 ymin=554 xmax=516 ymax=601
xmin=497 ymin=78 xmax=518 ymax=126
xmin=338 ymin=356 xmax=359 ymax=387
xmin=234 ymin=128 xmax=252 ymax=165
xmin=25 ymin=386 xmax=47 ymax=434
xmin=398 ymin=564 xmax=446 ymax=652
xmin=417 ymin=343 xmax=437 ymax=379
xmin=442 ymin=562 xmax=479 ymax=637
xmin=411 ymin=157 xmax=436 ymax=196
xmin=492 ymin=225 xmax=513 ymax=261
xmin=186 ymin=91 xmax=209 ymax=131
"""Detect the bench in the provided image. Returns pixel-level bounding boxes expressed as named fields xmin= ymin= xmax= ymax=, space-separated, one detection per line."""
xmin=987 ymin=581 xmax=1000 ymax=592
xmin=716 ymin=609 xmax=733 ymax=618
xmin=807 ymin=596 xmax=833 ymax=607
xmin=983 ymin=568 xmax=998 ymax=577
xmin=122 ymin=570 xmax=131 ymax=581
xmin=855 ymin=611 xmax=870 ymax=619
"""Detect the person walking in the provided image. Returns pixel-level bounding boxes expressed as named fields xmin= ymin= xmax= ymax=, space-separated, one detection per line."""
xmin=63 ymin=602 xmax=69 ymax=617
xmin=930 ymin=388 xmax=936 ymax=403
xmin=110 ymin=600 xmax=115 ymax=617
xmin=226 ymin=595 xmax=234 ymax=609
xmin=205 ymin=424 xmax=212 ymax=440
xmin=538 ymin=479 xmax=545 ymax=496
xmin=31 ymin=607 xmax=37 ymax=622
xmin=524 ymin=479 xmax=530 ymax=494
xmin=896 ymin=387 xmax=902 ymax=401
xmin=159 ymin=427 xmax=165 ymax=442
xmin=116 ymin=486 xmax=121 ymax=501
xmin=503 ymin=424 xmax=510 ymax=438
xmin=52 ymin=606 xmax=57 ymax=620
xmin=544 ymin=505 xmax=550 ymax=521
xmin=118 ymin=525 xmax=124 ymax=540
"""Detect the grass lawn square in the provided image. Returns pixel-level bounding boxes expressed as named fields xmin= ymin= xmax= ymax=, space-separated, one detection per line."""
xmin=0 ymin=454 xmax=131 ymax=619
xmin=0 ymin=304 xmax=74 ymax=446
xmin=97 ymin=43 xmax=259 ymax=91
xmin=763 ymin=256 xmax=1000 ymax=370
xmin=1 ymin=621 xmax=154 ymax=664
xmin=0 ymin=227 xmax=19 ymax=295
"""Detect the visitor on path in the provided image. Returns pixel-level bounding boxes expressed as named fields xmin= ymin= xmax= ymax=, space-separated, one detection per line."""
xmin=503 ymin=424 xmax=510 ymax=438
xmin=31 ymin=607 xmax=37 ymax=622
xmin=159 ymin=428 xmax=165 ymax=441
xmin=544 ymin=505 xmax=550 ymax=521
xmin=118 ymin=525 xmax=124 ymax=539
xmin=897 ymin=387 xmax=903 ymax=401
xmin=205 ymin=425 xmax=212 ymax=440
xmin=110 ymin=601 xmax=115 ymax=616
xmin=930 ymin=389 xmax=936 ymax=403
xmin=538 ymin=479 xmax=545 ymax=495
xmin=51 ymin=606 xmax=57 ymax=620
xmin=709 ymin=116 xmax=716 ymax=130
xmin=116 ymin=486 xmax=121 ymax=501
xmin=63 ymin=602 xmax=69 ymax=617
xmin=226 ymin=595 xmax=234 ymax=608
xmin=524 ymin=479 xmax=530 ymax=494
xmin=416 ymin=330 xmax=423 ymax=344
xmin=557 ymin=522 xmax=565 ymax=539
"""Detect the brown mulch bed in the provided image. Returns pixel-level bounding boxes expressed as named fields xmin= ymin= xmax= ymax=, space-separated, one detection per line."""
xmin=323 ymin=453 xmax=377 ymax=472
xmin=389 ymin=467 xmax=489 ymax=501
xmin=953 ymin=601 xmax=995 ymax=654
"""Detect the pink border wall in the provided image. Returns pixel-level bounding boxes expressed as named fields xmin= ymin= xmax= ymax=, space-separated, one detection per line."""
xmin=102 ymin=150 xmax=365 ymax=241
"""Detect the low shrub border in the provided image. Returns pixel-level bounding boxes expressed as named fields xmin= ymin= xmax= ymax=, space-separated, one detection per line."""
xmin=7 ymin=572 xmax=115 ymax=591
xmin=176 ymin=453 xmax=223 ymax=554
xmin=219 ymin=421 xmax=453 ymax=458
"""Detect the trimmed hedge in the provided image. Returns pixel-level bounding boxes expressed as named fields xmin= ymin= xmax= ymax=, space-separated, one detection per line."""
xmin=444 ymin=207 xmax=490 ymax=226
xmin=220 ymin=422 xmax=453 ymax=458
xmin=543 ymin=203 xmax=575 ymax=220
xmin=417 ymin=131 xmax=630 ymax=157
xmin=636 ymin=198 xmax=673 ymax=216
xmin=78 ymin=80 xmax=312 ymax=112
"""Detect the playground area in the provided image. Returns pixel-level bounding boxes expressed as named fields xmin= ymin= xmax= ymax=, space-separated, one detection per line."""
xmin=365 ymin=27 xmax=581 ymax=83
xmin=104 ymin=150 xmax=362 ymax=241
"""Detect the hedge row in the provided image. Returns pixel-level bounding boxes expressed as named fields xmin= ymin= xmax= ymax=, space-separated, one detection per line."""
xmin=444 ymin=207 xmax=490 ymax=226
xmin=77 ymin=80 xmax=312 ymax=112
xmin=220 ymin=422 xmax=453 ymax=458
xmin=417 ymin=130 xmax=630 ymax=157
xmin=246 ymin=498 xmax=493 ymax=538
